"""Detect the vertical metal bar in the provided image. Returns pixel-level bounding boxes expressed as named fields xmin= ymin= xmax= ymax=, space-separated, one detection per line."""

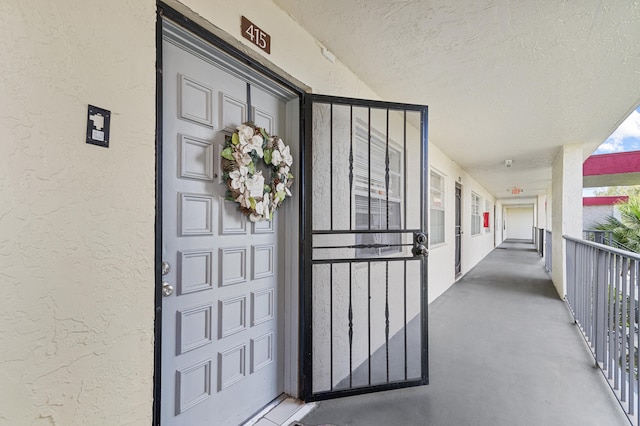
xmin=567 ymin=240 xmax=574 ymax=314
xmin=622 ymin=256 xmax=629 ymax=402
xmin=585 ymin=246 xmax=589 ymax=342
xmin=589 ymin=247 xmax=595 ymax=346
xmin=404 ymin=259 xmax=408 ymax=380
xmin=583 ymin=246 xmax=588 ymax=329
xmin=608 ymin=251 xmax=615 ymax=379
xmin=403 ymin=110 xmax=407 ymax=230
xmin=367 ymin=108 xmax=371 ymax=231
xmin=349 ymin=106 xmax=354 ymax=231
xmin=385 ymin=261 xmax=390 ymax=382
xmin=615 ymin=254 xmax=621 ymax=390
xmin=575 ymin=243 xmax=581 ymax=323
xmin=589 ymin=247 xmax=593 ymax=341
xmin=368 ymin=262 xmax=371 ymax=385
xmin=246 ymin=82 xmax=252 ymax=121
xmin=330 ymin=264 xmax=333 ymax=390
xmin=348 ymin=262 xmax=353 ymax=388
xmin=631 ymin=260 xmax=640 ymax=424
xmin=629 ymin=259 xmax=636 ymax=414
xmin=302 ymin=95 xmax=315 ymax=400
xmin=385 ymin=109 xmax=390 ymax=232
xmin=580 ymin=244 xmax=585 ymax=326
xmin=420 ymin=106 xmax=429 ymax=384
xmin=577 ymin=244 xmax=582 ymax=326
xmin=153 ymin=13 xmax=165 ymax=423
xmin=596 ymin=248 xmax=607 ymax=364
xmin=384 ymin=109 xmax=390 ymax=382
xmin=330 ymin=103 xmax=334 ymax=230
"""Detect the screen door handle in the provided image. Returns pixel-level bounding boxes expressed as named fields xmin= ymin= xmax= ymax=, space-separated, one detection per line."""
xmin=413 ymin=232 xmax=429 ymax=257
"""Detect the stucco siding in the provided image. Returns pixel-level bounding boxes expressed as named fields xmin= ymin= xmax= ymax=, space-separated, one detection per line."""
xmin=0 ymin=1 xmax=156 ymax=424
xmin=1 ymin=0 xmax=503 ymax=422
xmin=583 ymin=205 xmax=614 ymax=229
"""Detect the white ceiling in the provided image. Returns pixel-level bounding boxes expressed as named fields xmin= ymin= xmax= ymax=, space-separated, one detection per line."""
xmin=274 ymin=0 xmax=640 ymax=199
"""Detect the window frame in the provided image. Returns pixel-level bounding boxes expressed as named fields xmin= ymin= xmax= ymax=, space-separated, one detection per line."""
xmin=429 ymin=169 xmax=445 ymax=246
xmin=471 ymin=192 xmax=482 ymax=236
xmin=353 ymin=121 xmax=404 ymax=257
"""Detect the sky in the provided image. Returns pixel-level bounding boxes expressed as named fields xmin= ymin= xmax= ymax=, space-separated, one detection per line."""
xmin=591 ymin=106 xmax=640 ymax=155
xmin=583 ymin=106 xmax=640 ymax=196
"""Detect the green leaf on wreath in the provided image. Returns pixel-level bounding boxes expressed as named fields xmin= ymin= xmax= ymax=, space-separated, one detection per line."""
xmin=287 ymin=173 xmax=294 ymax=179
xmin=249 ymin=197 xmax=257 ymax=210
xmin=260 ymin=128 xmax=269 ymax=141
xmin=264 ymin=185 xmax=271 ymax=193
xmin=221 ymin=147 xmax=235 ymax=161
xmin=264 ymin=149 xmax=272 ymax=165
xmin=248 ymin=162 xmax=255 ymax=175
xmin=231 ymin=133 xmax=240 ymax=145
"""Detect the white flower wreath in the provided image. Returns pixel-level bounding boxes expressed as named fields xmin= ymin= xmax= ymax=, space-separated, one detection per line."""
xmin=221 ymin=123 xmax=294 ymax=222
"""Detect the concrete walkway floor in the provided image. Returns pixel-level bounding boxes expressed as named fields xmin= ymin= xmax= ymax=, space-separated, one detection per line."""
xmin=299 ymin=240 xmax=630 ymax=426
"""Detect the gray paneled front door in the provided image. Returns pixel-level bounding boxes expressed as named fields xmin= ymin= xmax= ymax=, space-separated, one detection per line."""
xmin=161 ymin=35 xmax=285 ymax=425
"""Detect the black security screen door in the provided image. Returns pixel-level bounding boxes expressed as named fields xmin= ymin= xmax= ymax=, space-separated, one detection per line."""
xmin=302 ymin=94 xmax=429 ymax=401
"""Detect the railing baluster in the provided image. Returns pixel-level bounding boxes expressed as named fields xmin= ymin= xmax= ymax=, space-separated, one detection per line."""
xmin=635 ymin=260 xmax=640 ymax=423
xmin=609 ymin=251 xmax=615 ymax=379
xmin=596 ymin=249 xmax=607 ymax=364
xmin=623 ymin=256 xmax=629 ymax=403
xmin=629 ymin=259 xmax=636 ymax=415
xmin=615 ymin=254 xmax=621 ymax=391
xmin=564 ymin=235 xmax=640 ymax=425
xmin=620 ymin=257 xmax=629 ymax=402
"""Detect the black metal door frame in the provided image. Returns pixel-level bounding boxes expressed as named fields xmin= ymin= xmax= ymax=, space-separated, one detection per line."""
xmin=301 ymin=94 xmax=429 ymax=401
xmin=455 ymin=182 xmax=462 ymax=277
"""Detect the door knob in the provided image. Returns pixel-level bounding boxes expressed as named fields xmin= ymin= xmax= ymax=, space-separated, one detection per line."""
xmin=412 ymin=244 xmax=429 ymax=257
xmin=412 ymin=232 xmax=429 ymax=257
xmin=162 ymin=261 xmax=170 ymax=276
xmin=162 ymin=281 xmax=174 ymax=297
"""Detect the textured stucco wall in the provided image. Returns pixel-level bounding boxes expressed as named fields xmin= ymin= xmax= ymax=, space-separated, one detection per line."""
xmin=505 ymin=207 xmax=534 ymax=240
xmin=583 ymin=205 xmax=614 ymax=229
xmin=551 ymin=144 xmax=583 ymax=296
xmin=537 ymin=194 xmax=546 ymax=229
xmin=428 ymin=144 xmax=496 ymax=303
xmin=0 ymin=1 xmax=156 ymax=424
xmin=1 ymin=0 xmax=509 ymax=422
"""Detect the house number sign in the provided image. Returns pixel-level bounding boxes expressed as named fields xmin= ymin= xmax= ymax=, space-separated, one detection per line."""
xmin=241 ymin=16 xmax=271 ymax=54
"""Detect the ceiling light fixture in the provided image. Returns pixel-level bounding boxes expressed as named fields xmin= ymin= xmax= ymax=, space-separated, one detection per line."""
xmin=505 ymin=159 xmax=513 ymax=168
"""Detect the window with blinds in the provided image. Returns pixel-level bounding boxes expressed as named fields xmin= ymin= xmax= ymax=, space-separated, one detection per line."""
xmin=430 ymin=171 xmax=445 ymax=245
xmin=471 ymin=192 xmax=481 ymax=235
xmin=354 ymin=124 xmax=403 ymax=257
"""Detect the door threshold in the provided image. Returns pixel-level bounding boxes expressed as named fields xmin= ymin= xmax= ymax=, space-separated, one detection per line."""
xmin=243 ymin=396 xmax=317 ymax=426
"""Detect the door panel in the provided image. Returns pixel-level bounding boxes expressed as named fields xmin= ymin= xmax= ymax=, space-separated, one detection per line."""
xmin=303 ymin=95 xmax=429 ymax=401
xmin=161 ymin=38 xmax=285 ymax=425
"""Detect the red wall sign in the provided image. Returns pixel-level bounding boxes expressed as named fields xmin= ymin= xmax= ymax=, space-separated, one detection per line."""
xmin=483 ymin=212 xmax=490 ymax=228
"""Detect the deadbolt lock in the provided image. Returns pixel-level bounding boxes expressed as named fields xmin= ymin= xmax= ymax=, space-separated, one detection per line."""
xmin=161 ymin=261 xmax=170 ymax=276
